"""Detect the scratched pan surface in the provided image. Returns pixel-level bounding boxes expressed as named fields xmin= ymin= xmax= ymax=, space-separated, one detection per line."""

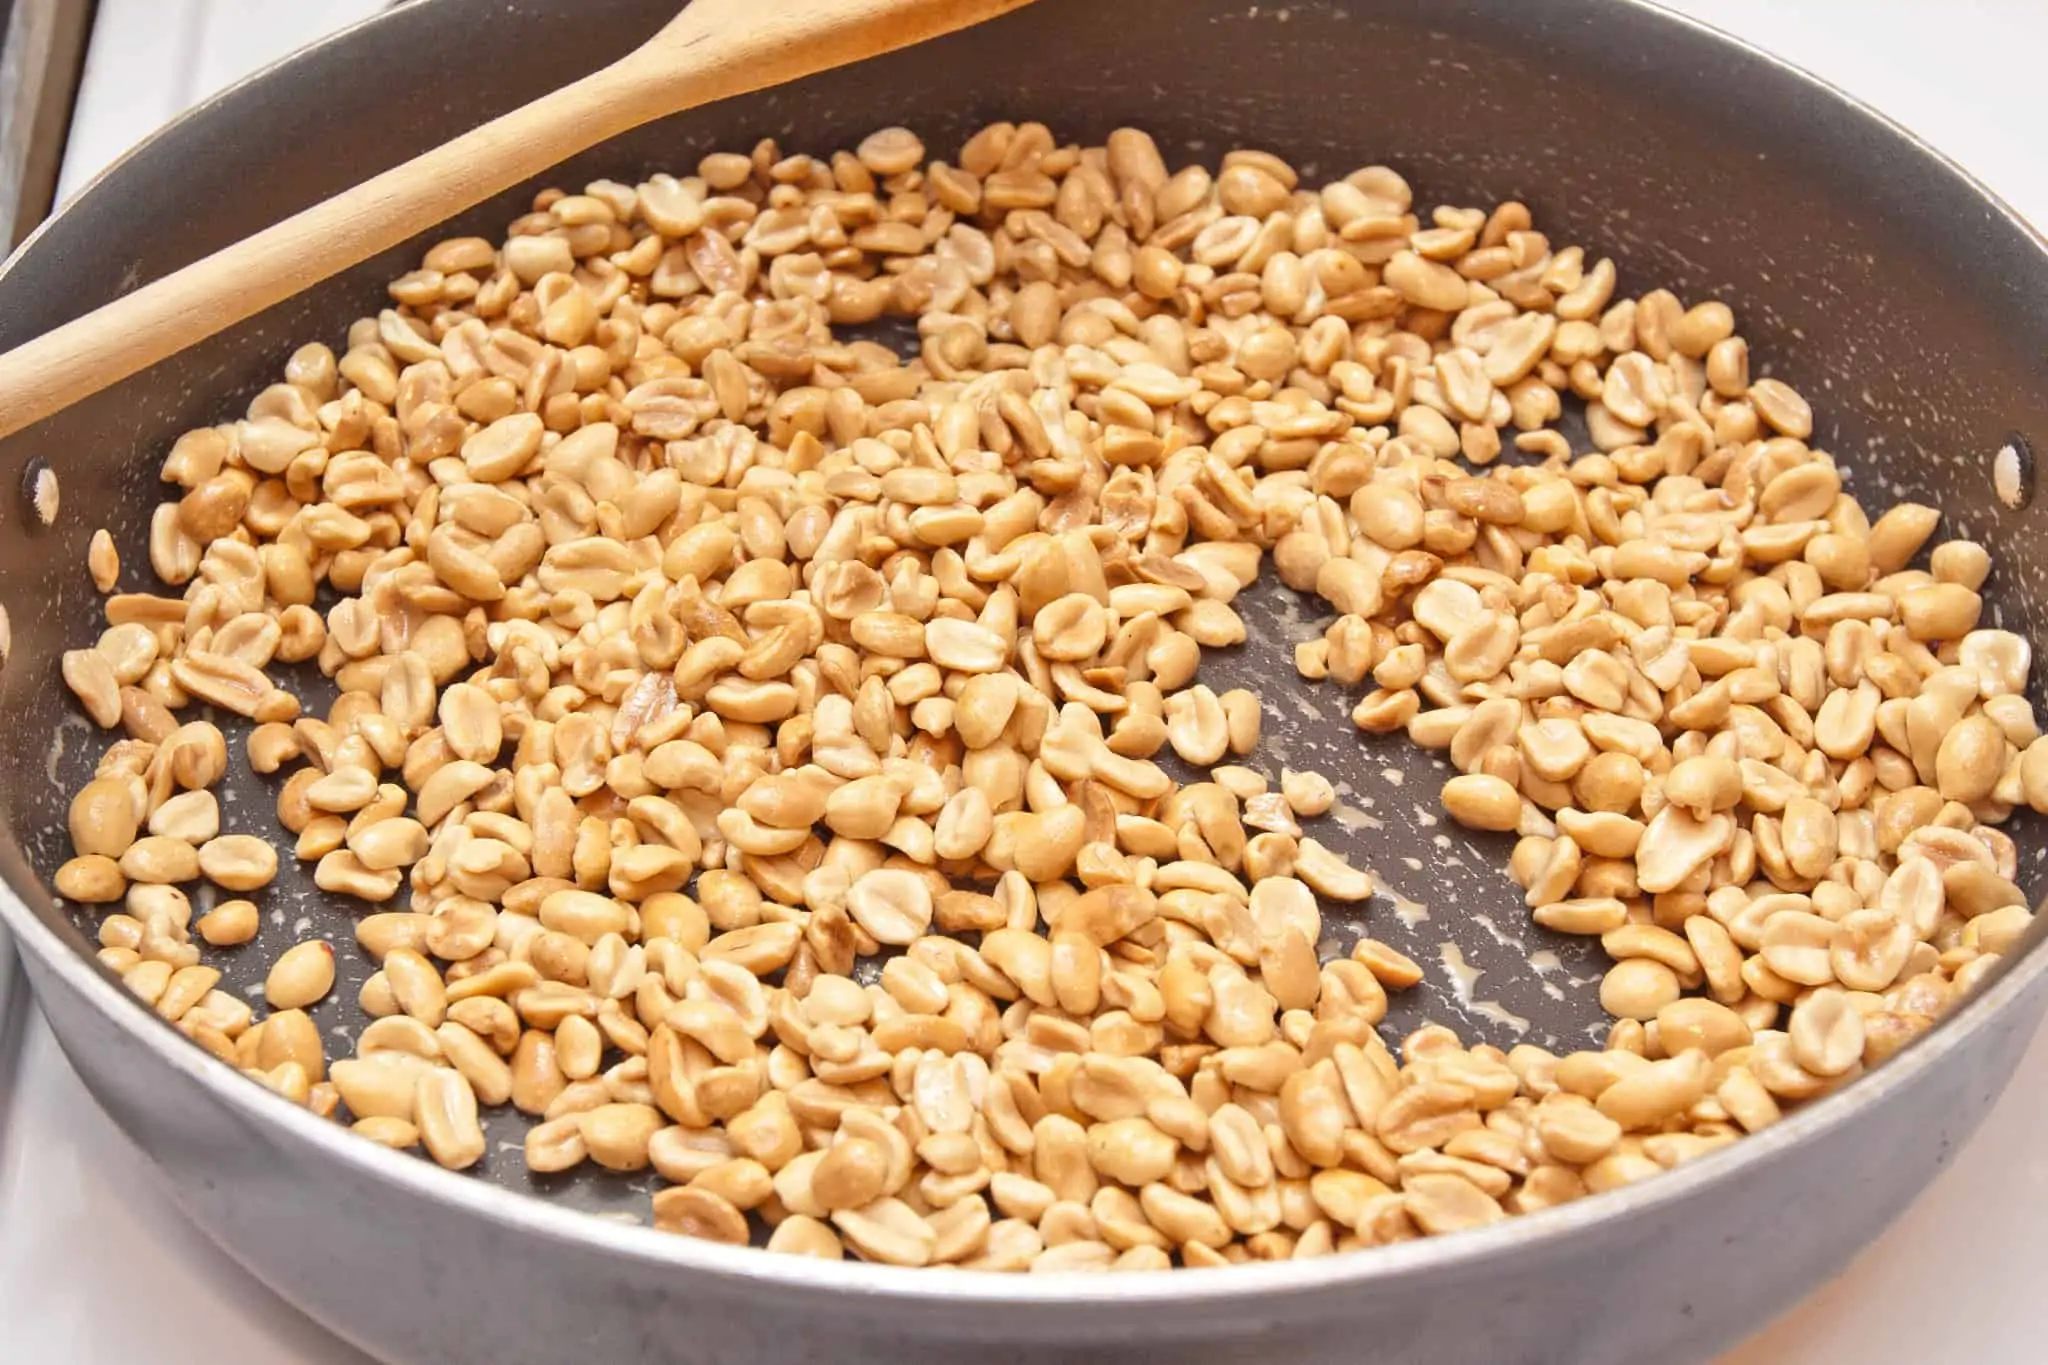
xmin=3 ymin=1 xmax=2048 ymax=1363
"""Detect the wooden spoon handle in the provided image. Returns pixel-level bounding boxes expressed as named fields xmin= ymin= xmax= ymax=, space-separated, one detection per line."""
xmin=0 ymin=67 xmax=653 ymax=443
xmin=0 ymin=0 xmax=1035 ymax=444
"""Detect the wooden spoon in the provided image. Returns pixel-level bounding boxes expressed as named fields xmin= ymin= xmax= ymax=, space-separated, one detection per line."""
xmin=0 ymin=0 xmax=1037 ymax=441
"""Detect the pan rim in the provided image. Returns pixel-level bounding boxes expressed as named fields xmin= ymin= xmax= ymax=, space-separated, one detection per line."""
xmin=11 ymin=833 xmax=2046 ymax=1311
xmin=3 ymin=0 xmax=2048 ymax=1313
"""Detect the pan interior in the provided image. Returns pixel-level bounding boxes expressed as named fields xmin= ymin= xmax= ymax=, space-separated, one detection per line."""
xmin=2 ymin=0 xmax=2046 ymax=1226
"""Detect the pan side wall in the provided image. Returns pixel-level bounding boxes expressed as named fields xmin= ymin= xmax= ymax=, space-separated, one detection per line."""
xmin=27 ymin=941 xmax=2048 ymax=1365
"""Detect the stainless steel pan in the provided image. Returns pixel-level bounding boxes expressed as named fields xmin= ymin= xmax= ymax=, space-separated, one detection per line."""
xmin=2 ymin=1 xmax=2045 ymax=1361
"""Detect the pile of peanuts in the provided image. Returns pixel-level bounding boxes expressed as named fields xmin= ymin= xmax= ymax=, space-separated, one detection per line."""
xmin=54 ymin=119 xmax=2043 ymax=1270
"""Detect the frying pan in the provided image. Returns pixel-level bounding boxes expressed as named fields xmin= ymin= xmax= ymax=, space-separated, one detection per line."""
xmin=1 ymin=1 xmax=2045 ymax=1362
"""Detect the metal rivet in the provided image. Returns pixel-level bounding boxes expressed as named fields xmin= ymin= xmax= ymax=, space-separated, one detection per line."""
xmin=1993 ymin=435 xmax=2033 ymax=511
xmin=22 ymin=457 xmax=58 ymax=526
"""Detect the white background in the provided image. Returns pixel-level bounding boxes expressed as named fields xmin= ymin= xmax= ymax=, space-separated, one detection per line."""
xmin=2 ymin=1 xmax=2046 ymax=1361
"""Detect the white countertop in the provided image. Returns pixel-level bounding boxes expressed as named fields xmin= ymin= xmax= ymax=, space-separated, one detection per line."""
xmin=2 ymin=2 xmax=2045 ymax=1361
